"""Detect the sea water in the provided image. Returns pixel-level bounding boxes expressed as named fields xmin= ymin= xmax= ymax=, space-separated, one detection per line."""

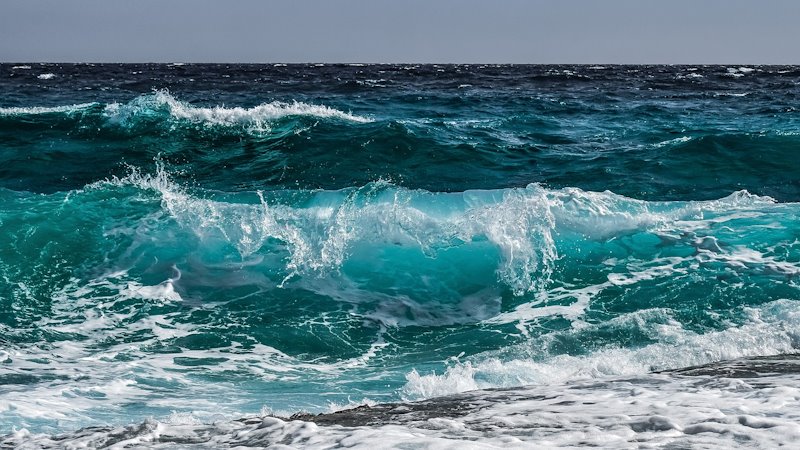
xmin=1 ymin=64 xmax=799 ymax=448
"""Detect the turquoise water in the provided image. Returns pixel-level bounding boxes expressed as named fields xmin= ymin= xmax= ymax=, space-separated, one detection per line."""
xmin=1 ymin=64 xmax=799 ymax=434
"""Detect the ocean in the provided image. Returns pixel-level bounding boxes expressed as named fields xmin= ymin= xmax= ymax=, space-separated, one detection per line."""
xmin=1 ymin=63 xmax=799 ymax=448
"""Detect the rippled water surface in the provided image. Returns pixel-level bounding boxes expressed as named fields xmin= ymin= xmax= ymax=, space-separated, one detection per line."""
xmin=1 ymin=64 xmax=799 ymax=447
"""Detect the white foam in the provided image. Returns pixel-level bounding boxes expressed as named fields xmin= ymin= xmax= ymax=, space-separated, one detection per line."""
xmin=7 ymin=366 xmax=800 ymax=448
xmin=36 ymin=73 xmax=56 ymax=80
xmin=103 ymin=90 xmax=372 ymax=131
xmin=725 ymin=67 xmax=746 ymax=78
xmin=0 ymin=103 xmax=96 ymax=115
xmin=0 ymin=252 xmax=400 ymax=431
xmin=11 ymin=65 xmax=31 ymax=70
xmin=696 ymin=244 xmax=800 ymax=276
xmin=653 ymin=136 xmax=692 ymax=147
xmin=401 ymin=299 xmax=800 ymax=400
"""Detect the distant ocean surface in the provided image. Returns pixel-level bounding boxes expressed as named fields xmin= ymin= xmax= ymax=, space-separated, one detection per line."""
xmin=1 ymin=64 xmax=799 ymax=448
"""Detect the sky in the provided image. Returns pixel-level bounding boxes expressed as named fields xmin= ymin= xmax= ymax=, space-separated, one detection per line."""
xmin=1 ymin=0 xmax=799 ymax=63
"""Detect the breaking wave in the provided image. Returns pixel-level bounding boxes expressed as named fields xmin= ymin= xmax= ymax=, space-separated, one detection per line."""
xmin=0 ymin=90 xmax=371 ymax=135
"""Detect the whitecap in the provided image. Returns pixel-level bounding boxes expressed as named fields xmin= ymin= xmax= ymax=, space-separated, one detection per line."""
xmin=725 ymin=67 xmax=745 ymax=78
xmin=0 ymin=103 xmax=96 ymax=115
xmin=103 ymin=90 xmax=372 ymax=131
xmin=653 ymin=136 xmax=692 ymax=147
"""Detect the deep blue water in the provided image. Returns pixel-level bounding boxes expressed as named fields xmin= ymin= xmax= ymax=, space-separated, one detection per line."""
xmin=1 ymin=64 xmax=799 ymax=435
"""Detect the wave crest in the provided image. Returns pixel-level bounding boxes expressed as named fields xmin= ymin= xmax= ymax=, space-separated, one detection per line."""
xmin=103 ymin=90 xmax=372 ymax=131
xmin=0 ymin=91 xmax=371 ymax=134
xmin=0 ymin=103 xmax=97 ymax=116
xmin=88 ymin=164 xmax=784 ymax=301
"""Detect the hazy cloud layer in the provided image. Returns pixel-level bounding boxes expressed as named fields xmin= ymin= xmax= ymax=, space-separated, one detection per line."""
xmin=1 ymin=0 xmax=798 ymax=63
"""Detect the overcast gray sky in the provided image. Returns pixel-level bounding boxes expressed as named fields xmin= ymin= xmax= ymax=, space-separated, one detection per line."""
xmin=1 ymin=0 xmax=799 ymax=63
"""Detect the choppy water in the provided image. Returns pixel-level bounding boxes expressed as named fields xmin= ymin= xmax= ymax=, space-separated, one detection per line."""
xmin=1 ymin=64 xmax=799 ymax=448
